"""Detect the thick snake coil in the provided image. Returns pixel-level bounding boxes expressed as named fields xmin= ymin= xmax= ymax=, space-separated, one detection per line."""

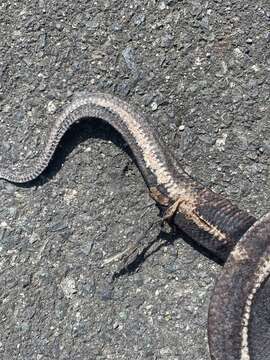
xmin=0 ymin=93 xmax=269 ymax=359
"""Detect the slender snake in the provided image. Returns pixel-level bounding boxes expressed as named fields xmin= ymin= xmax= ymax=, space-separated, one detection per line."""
xmin=1 ymin=93 xmax=269 ymax=359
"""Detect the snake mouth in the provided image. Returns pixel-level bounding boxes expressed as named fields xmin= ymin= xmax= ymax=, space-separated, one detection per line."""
xmin=208 ymin=212 xmax=270 ymax=360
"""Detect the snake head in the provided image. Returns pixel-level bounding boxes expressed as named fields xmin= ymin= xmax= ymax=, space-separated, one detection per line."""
xmin=208 ymin=212 xmax=270 ymax=360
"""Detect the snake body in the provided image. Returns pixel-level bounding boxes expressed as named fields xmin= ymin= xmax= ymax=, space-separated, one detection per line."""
xmin=1 ymin=93 xmax=269 ymax=359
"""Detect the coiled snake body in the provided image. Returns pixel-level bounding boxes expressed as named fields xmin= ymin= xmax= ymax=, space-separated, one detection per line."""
xmin=1 ymin=93 xmax=269 ymax=359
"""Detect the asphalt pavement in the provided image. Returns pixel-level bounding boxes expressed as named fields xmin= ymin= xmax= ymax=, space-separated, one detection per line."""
xmin=0 ymin=1 xmax=269 ymax=359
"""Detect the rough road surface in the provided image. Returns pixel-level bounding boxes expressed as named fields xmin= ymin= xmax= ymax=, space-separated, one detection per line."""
xmin=0 ymin=1 xmax=269 ymax=359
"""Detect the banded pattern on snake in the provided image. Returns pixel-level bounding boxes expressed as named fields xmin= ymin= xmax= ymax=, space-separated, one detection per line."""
xmin=1 ymin=93 xmax=269 ymax=359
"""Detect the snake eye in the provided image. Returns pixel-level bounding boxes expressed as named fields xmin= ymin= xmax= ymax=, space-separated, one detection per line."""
xmin=208 ymin=212 xmax=270 ymax=360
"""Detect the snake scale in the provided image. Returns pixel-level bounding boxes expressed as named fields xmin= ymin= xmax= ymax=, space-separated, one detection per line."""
xmin=1 ymin=93 xmax=269 ymax=359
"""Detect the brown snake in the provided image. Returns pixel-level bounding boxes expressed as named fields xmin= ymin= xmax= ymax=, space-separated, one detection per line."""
xmin=1 ymin=93 xmax=269 ymax=359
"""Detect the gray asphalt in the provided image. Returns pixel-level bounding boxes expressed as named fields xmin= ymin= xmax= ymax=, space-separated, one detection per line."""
xmin=0 ymin=1 xmax=269 ymax=359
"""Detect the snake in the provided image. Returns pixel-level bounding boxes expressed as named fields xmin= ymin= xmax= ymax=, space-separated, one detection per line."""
xmin=0 ymin=93 xmax=269 ymax=359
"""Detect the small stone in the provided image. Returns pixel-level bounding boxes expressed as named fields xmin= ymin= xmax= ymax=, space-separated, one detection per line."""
xmin=160 ymin=33 xmax=174 ymax=48
xmin=49 ymin=222 xmax=68 ymax=232
xmin=4 ymin=183 xmax=16 ymax=194
xmin=251 ymin=64 xmax=260 ymax=72
xmin=160 ymin=347 xmax=171 ymax=355
xmin=80 ymin=240 xmax=94 ymax=255
xmin=15 ymin=111 xmax=24 ymax=121
xmin=233 ymin=48 xmax=244 ymax=58
xmin=119 ymin=311 xmax=128 ymax=320
xmin=47 ymin=101 xmax=57 ymax=114
xmin=55 ymin=22 xmax=63 ymax=30
xmin=151 ymin=102 xmax=158 ymax=111
xmin=20 ymin=275 xmax=31 ymax=288
xmin=178 ymin=125 xmax=185 ymax=131
xmin=199 ymin=134 xmax=214 ymax=145
xmin=2 ymin=141 xmax=11 ymax=151
xmin=3 ymin=104 xmax=11 ymax=113
xmin=246 ymin=38 xmax=253 ymax=44
xmin=159 ymin=2 xmax=166 ymax=10
xmin=215 ymin=133 xmax=228 ymax=151
xmin=60 ymin=277 xmax=77 ymax=298
xmin=262 ymin=142 xmax=270 ymax=154
xmin=64 ymin=188 xmax=78 ymax=204
xmin=9 ymin=207 xmax=17 ymax=217
xmin=29 ymin=232 xmax=40 ymax=244
xmin=122 ymin=46 xmax=136 ymax=70
xmin=134 ymin=14 xmax=145 ymax=26
xmin=201 ymin=16 xmax=209 ymax=29
xmin=18 ymin=322 xmax=30 ymax=333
